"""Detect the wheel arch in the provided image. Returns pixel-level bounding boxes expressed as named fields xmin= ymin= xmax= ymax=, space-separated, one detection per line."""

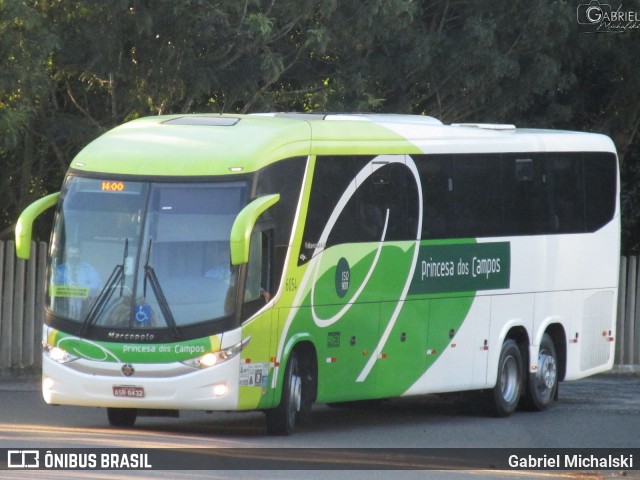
xmin=543 ymin=323 xmax=567 ymax=382
xmin=293 ymin=340 xmax=318 ymax=405
xmin=487 ymin=323 xmax=530 ymax=389
xmin=276 ymin=335 xmax=318 ymax=404
xmin=505 ymin=325 xmax=531 ymax=366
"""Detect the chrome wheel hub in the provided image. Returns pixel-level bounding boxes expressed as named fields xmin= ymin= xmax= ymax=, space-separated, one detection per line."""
xmin=538 ymin=352 xmax=557 ymax=390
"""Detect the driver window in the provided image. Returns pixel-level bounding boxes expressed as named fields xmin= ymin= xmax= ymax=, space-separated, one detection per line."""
xmin=244 ymin=229 xmax=272 ymax=310
xmin=245 ymin=230 xmax=263 ymax=302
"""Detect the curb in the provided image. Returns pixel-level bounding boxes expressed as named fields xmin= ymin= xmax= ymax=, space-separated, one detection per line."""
xmin=611 ymin=364 xmax=640 ymax=375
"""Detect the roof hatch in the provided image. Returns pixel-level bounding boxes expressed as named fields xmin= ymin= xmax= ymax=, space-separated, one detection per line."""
xmin=451 ymin=123 xmax=516 ymax=130
xmin=162 ymin=116 xmax=240 ymax=127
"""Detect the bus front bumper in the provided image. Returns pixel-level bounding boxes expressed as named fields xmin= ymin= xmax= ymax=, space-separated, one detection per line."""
xmin=42 ymin=355 xmax=241 ymax=411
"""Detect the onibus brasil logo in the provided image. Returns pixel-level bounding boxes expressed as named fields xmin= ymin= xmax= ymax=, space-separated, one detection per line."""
xmin=7 ymin=449 xmax=152 ymax=469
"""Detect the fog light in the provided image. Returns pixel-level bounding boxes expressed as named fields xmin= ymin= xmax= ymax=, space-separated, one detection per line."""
xmin=42 ymin=377 xmax=55 ymax=403
xmin=213 ymin=383 xmax=228 ymax=397
xmin=43 ymin=377 xmax=54 ymax=390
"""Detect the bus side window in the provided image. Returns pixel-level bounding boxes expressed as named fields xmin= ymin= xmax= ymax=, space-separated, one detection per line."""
xmin=544 ymin=154 xmax=586 ymax=233
xmin=584 ymin=152 xmax=617 ymax=231
xmin=453 ymin=154 xmax=502 ymax=237
xmin=356 ymin=161 xmax=419 ymax=242
xmin=502 ymin=154 xmax=548 ymax=235
xmin=415 ymin=155 xmax=454 ymax=240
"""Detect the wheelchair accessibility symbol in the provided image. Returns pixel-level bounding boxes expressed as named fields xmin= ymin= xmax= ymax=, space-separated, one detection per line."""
xmin=135 ymin=304 xmax=152 ymax=325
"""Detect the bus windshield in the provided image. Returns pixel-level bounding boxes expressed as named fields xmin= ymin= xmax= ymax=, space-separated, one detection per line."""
xmin=48 ymin=177 xmax=248 ymax=333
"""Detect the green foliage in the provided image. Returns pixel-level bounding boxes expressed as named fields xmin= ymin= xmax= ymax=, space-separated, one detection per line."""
xmin=0 ymin=0 xmax=59 ymax=237
xmin=1 ymin=0 xmax=639 ymax=251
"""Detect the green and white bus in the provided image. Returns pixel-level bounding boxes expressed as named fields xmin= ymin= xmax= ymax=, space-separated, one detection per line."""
xmin=16 ymin=113 xmax=620 ymax=435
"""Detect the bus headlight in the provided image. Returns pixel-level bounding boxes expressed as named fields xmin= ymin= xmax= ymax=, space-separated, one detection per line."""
xmin=43 ymin=343 xmax=79 ymax=364
xmin=181 ymin=337 xmax=251 ymax=370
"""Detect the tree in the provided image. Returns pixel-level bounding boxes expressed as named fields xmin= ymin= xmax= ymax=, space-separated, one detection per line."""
xmin=1 ymin=0 xmax=639 ymax=251
xmin=0 ymin=0 xmax=59 ymax=237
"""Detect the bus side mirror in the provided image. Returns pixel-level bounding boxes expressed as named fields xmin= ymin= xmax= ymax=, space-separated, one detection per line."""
xmin=15 ymin=192 xmax=60 ymax=260
xmin=230 ymin=194 xmax=280 ymax=266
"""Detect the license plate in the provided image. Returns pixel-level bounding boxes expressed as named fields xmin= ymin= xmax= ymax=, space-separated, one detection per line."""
xmin=112 ymin=386 xmax=145 ymax=398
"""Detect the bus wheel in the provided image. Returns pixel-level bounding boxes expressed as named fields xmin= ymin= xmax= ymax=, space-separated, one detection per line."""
xmin=265 ymin=353 xmax=302 ymax=435
xmin=107 ymin=407 xmax=137 ymax=427
xmin=488 ymin=339 xmax=523 ymax=417
xmin=522 ymin=334 xmax=558 ymax=411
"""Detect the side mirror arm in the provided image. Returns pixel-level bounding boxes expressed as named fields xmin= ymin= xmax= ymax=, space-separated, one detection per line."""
xmin=15 ymin=192 xmax=60 ymax=259
xmin=230 ymin=194 xmax=280 ymax=265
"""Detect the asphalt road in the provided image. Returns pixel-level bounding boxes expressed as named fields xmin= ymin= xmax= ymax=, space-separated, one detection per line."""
xmin=0 ymin=372 xmax=638 ymax=479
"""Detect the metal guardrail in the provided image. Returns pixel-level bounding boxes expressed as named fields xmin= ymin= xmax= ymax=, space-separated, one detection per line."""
xmin=617 ymin=256 xmax=639 ymax=366
xmin=0 ymin=241 xmax=47 ymax=373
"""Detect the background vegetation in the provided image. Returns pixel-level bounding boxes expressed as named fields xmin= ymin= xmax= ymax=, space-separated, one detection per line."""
xmin=1 ymin=0 xmax=639 ymax=251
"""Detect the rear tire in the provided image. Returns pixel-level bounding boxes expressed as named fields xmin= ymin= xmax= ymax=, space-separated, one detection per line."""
xmin=522 ymin=333 xmax=558 ymax=411
xmin=107 ymin=407 xmax=137 ymax=427
xmin=487 ymin=339 xmax=523 ymax=417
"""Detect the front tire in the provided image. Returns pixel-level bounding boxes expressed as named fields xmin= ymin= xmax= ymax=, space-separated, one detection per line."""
xmin=488 ymin=339 xmax=523 ymax=417
xmin=522 ymin=333 xmax=558 ymax=411
xmin=265 ymin=353 xmax=303 ymax=435
xmin=107 ymin=407 xmax=137 ymax=427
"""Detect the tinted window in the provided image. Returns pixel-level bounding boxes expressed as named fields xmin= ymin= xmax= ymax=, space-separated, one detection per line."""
xmin=356 ymin=160 xmax=420 ymax=242
xmin=416 ymin=155 xmax=454 ymax=239
xmin=415 ymin=151 xmax=617 ymax=239
xmin=453 ymin=155 xmax=503 ymax=237
xmin=584 ymin=152 xmax=617 ymax=231
xmin=300 ymin=156 xmax=422 ymax=264
xmin=300 ymin=156 xmax=361 ymax=264
xmin=502 ymin=154 xmax=549 ymax=235
xmin=545 ymin=153 xmax=586 ymax=233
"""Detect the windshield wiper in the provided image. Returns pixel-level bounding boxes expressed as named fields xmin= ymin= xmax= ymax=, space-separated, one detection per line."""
xmin=143 ymin=239 xmax=180 ymax=339
xmin=80 ymin=239 xmax=128 ymax=336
